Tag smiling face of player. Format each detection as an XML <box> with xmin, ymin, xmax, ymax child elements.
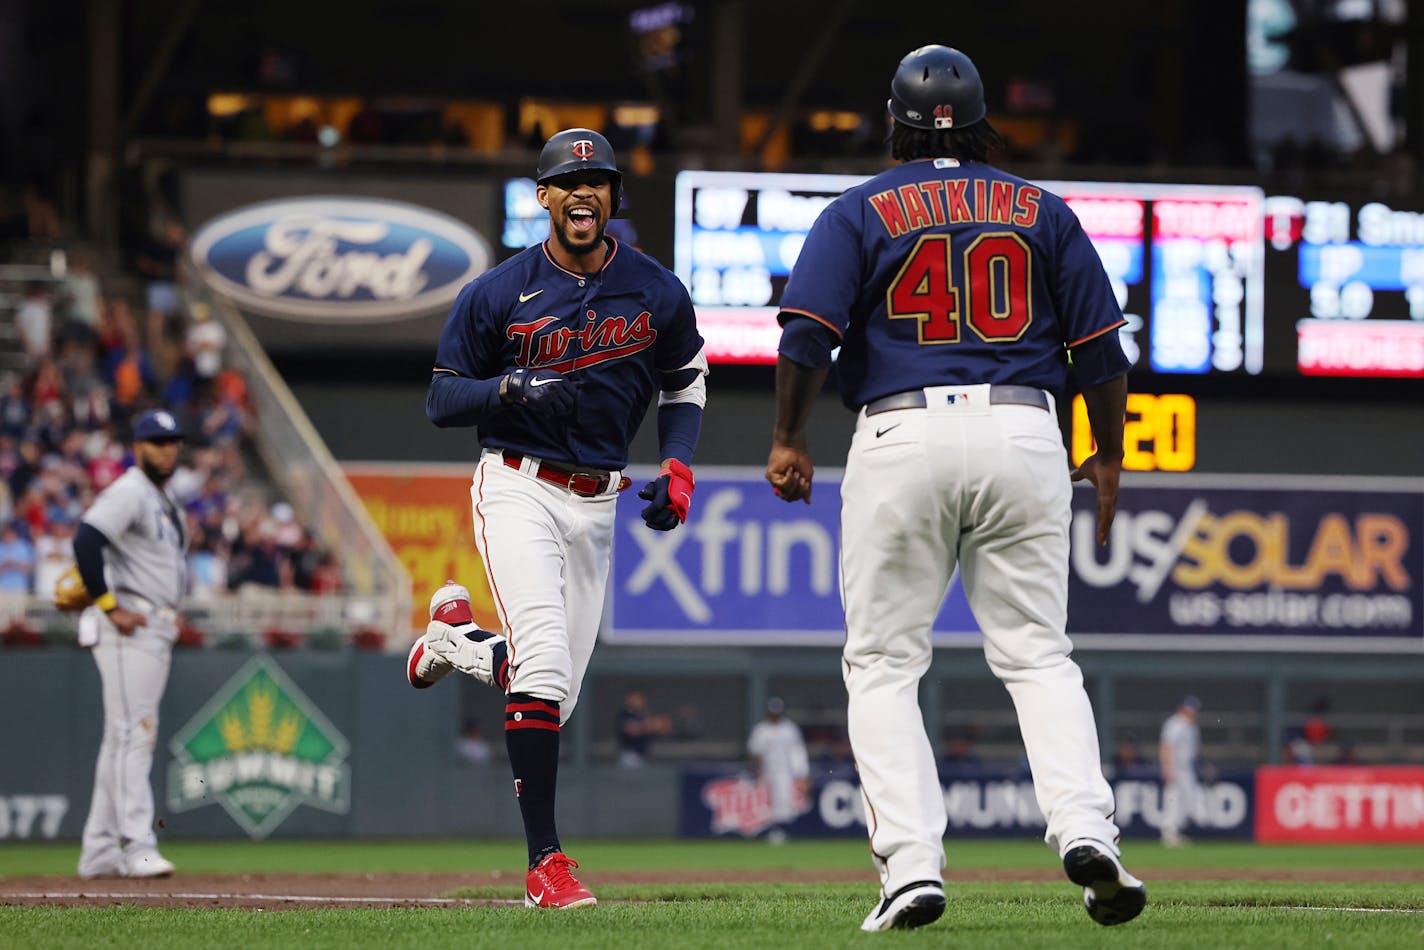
<box><xmin>539</xmin><ymin>170</ymin><xmax>614</xmax><ymax>271</ymax></box>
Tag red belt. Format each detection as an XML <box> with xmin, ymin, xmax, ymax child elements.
<box><xmin>502</xmin><ymin>452</ymin><xmax>631</xmax><ymax>497</ymax></box>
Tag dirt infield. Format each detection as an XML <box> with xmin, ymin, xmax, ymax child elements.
<box><xmin>5</xmin><ymin>866</ymin><xmax>1423</xmax><ymax>911</ymax></box>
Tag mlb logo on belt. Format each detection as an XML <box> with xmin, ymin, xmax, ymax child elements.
<box><xmin>572</xmin><ymin>139</ymin><xmax>595</xmax><ymax>159</ymax></box>
<box><xmin>946</xmin><ymin>391</ymin><xmax>972</xmax><ymax>404</ymax></box>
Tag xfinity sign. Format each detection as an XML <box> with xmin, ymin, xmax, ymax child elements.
<box><xmin>190</xmin><ymin>197</ymin><xmax>490</xmax><ymax>321</ymax></box>
<box><xmin>608</xmin><ymin>469</ymin><xmax>981</xmax><ymax>645</ymax></box>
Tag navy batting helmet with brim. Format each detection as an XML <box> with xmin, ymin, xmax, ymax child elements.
<box><xmin>537</xmin><ymin>128</ymin><xmax>623</xmax><ymax>216</ymax></box>
<box><xmin>887</xmin><ymin>45</ymin><xmax>986</xmax><ymax>131</ymax></box>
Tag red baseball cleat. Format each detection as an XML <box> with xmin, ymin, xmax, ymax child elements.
<box><xmin>524</xmin><ymin>852</ymin><xmax>597</xmax><ymax>909</ymax></box>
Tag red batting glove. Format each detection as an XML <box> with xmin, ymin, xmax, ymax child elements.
<box><xmin>638</xmin><ymin>459</ymin><xmax>696</xmax><ymax>530</ymax></box>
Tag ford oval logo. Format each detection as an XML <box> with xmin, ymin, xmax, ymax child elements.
<box><xmin>189</xmin><ymin>197</ymin><xmax>491</xmax><ymax>322</ymax></box>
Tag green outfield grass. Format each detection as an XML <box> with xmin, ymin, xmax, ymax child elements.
<box><xmin>3</xmin><ymin>840</ymin><xmax>1423</xmax><ymax>949</ymax></box>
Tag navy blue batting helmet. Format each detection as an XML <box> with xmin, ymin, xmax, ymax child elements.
<box><xmin>536</xmin><ymin>128</ymin><xmax>623</xmax><ymax>217</ymax></box>
<box><xmin>887</xmin><ymin>45</ymin><xmax>987</xmax><ymax>131</ymax></box>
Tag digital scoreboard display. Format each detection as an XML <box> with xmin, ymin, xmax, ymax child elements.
<box><xmin>1040</xmin><ymin>182</ymin><xmax>1266</xmax><ymax>375</ymax></box>
<box><xmin>1265</xmin><ymin>196</ymin><xmax>1424</xmax><ymax>378</ymax></box>
<box><xmin>673</xmin><ymin>171</ymin><xmax>867</xmax><ymax>364</ymax></box>
<box><xmin>675</xmin><ymin>171</ymin><xmax>1269</xmax><ymax>373</ymax></box>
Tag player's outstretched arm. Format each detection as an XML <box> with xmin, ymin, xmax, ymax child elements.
<box><xmin>1070</xmin><ymin>373</ymin><xmax>1128</xmax><ymax>545</ymax></box>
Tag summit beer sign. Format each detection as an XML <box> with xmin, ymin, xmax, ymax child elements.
<box><xmin>190</xmin><ymin>197</ymin><xmax>490</xmax><ymax>321</ymax></box>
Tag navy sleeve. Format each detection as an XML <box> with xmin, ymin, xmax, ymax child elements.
<box><xmin>777</xmin><ymin>202</ymin><xmax>859</xmax><ymax>339</ymax></box>
<box><xmin>1070</xmin><ymin>329</ymin><xmax>1132</xmax><ymax>389</ymax></box>
<box><xmin>433</xmin><ymin>281</ymin><xmax>501</xmax><ymax>379</ymax></box>
<box><xmin>426</xmin><ymin>373</ymin><xmax>505</xmax><ymax>427</ymax></box>
<box><xmin>1050</xmin><ymin>202</ymin><xmax>1128</xmax><ymax>347</ymax></box>
<box><xmin>656</xmin><ymin>402</ymin><xmax>702</xmax><ymax>465</ymax></box>
<box><xmin>655</xmin><ymin>276</ymin><xmax>704</xmax><ymax>371</ymax></box>
<box><xmin>73</xmin><ymin>523</ymin><xmax>111</xmax><ymax>599</ymax></box>
<box><xmin>777</xmin><ymin>315</ymin><xmax>837</xmax><ymax>370</ymax></box>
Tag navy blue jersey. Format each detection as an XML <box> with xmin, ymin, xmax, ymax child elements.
<box><xmin>779</xmin><ymin>159</ymin><xmax>1126</xmax><ymax>409</ymax></box>
<box><xmin>433</xmin><ymin>238</ymin><xmax>702</xmax><ymax>470</ymax></box>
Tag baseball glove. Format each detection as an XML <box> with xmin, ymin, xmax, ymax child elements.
<box><xmin>53</xmin><ymin>563</ymin><xmax>94</xmax><ymax>612</ymax></box>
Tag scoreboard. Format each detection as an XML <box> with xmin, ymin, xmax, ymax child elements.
<box><xmin>674</xmin><ymin>171</ymin><xmax>1272</xmax><ymax>375</ymax></box>
<box><xmin>672</xmin><ymin>170</ymin><xmax>1424</xmax><ymax>381</ymax></box>
<box><xmin>1039</xmin><ymin>182</ymin><xmax>1264</xmax><ymax>376</ymax></box>
<box><xmin>1265</xmin><ymin>196</ymin><xmax>1424</xmax><ymax>377</ymax></box>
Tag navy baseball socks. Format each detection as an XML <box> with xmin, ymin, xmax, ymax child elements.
<box><xmin>407</xmin><ymin>581</ymin><xmax>511</xmax><ymax>690</ymax></box>
<box><xmin>507</xmin><ymin>694</ymin><xmax>596</xmax><ymax>909</ymax></box>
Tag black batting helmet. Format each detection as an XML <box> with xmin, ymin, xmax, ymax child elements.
<box><xmin>536</xmin><ymin>128</ymin><xmax>623</xmax><ymax>216</ymax></box>
<box><xmin>887</xmin><ymin>45</ymin><xmax>986</xmax><ymax>131</ymax></box>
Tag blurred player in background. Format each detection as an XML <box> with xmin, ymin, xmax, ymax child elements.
<box><xmin>765</xmin><ymin>44</ymin><xmax>1144</xmax><ymax>931</ymax></box>
<box><xmin>73</xmin><ymin>409</ymin><xmax>187</xmax><ymax>879</ymax></box>
<box><xmin>747</xmin><ymin>697</ymin><xmax>809</xmax><ymax>845</ymax></box>
<box><xmin>415</xmin><ymin>127</ymin><xmax>707</xmax><ymax>909</ymax></box>
<box><xmin>1158</xmin><ymin>695</ymin><xmax>1202</xmax><ymax>847</ymax></box>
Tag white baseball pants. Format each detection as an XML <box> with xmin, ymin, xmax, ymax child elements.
<box><xmin>839</xmin><ymin>385</ymin><xmax>1121</xmax><ymax>896</ymax></box>
<box><xmin>80</xmin><ymin>608</ymin><xmax>176</xmax><ymax>868</ymax></box>
<box><xmin>470</xmin><ymin>452</ymin><xmax>619</xmax><ymax>722</ymax></box>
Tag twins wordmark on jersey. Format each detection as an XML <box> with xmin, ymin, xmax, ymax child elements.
<box><xmin>507</xmin><ymin>308</ymin><xmax>656</xmax><ymax>371</ymax></box>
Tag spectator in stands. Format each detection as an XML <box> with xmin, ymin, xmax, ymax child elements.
<box><xmin>32</xmin><ymin>513</ymin><xmax>75</xmax><ymax>598</ymax></box>
<box><xmin>1282</xmin><ymin>728</ymin><xmax>1314</xmax><ymax>765</ymax></box>
<box><xmin>135</xmin><ymin>217</ymin><xmax>186</xmax><ymax>326</ymax></box>
<box><xmin>54</xmin><ymin>334</ymin><xmax>110</xmax><ymax>431</ymax></box>
<box><xmin>616</xmin><ymin>688</ymin><xmax>671</xmax><ymax>767</ymax></box>
<box><xmin>184</xmin><ymin>303</ymin><xmax>226</xmax><ymax>387</ymax></box>
<box><xmin>59</xmin><ymin>251</ymin><xmax>102</xmax><ymax>329</ymax></box>
<box><xmin>196</xmin><ymin>380</ymin><xmax>247</xmax><ymax>446</ymax></box>
<box><xmin>186</xmin><ymin>528</ymin><xmax>229</xmax><ymax>599</ymax></box>
<box><xmin>227</xmin><ymin>518</ymin><xmax>282</xmax><ymax>590</ymax></box>
<box><xmin>0</xmin><ymin>521</ymin><xmax>34</xmax><ymax>592</ymax></box>
<box><xmin>0</xmin><ymin>376</ymin><xmax>30</xmax><ymax>437</ymax></box>
<box><xmin>1302</xmin><ymin>696</ymin><xmax>1333</xmax><ymax>748</ymax></box>
<box><xmin>17</xmin><ymin>283</ymin><xmax>54</xmax><ymax>361</ymax></box>
<box><xmin>456</xmin><ymin>719</ymin><xmax>492</xmax><ymax>764</ymax></box>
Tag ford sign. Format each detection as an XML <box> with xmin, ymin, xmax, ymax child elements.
<box><xmin>189</xmin><ymin>197</ymin><xmax>491</xmax><ymax>322</ymax></box>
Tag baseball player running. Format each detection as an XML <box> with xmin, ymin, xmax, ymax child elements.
<box><xmin>73</xmin><ymin>409</ymin><xmax>188</xmax><ymax>879</ymax></box>
<box><xmin>765</xmin><ymin>45</ymin><xmax>1145</xmax><ymax>931</ymax></box>
<box><xmin>414</xmin><ymin>127</ymin><xmax>707</xmax><ymax>909</ymax></box>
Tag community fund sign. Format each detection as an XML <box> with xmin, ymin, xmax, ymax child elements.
<box><xmin>166</xmin><ymin>657</ymin><xmax>351</xmax><ymax>838</ymax></box>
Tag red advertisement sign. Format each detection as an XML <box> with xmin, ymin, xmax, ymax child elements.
<box><xmin>1255</xmin><ymin>766</ymin><xmax>1424</xmax><ymax>843</ymax></box>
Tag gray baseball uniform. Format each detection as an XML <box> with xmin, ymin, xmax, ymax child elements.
<box><xmin>77</xmin><ymin>464</ymin><xmax>187</xmax><ymax>875</ymax></box>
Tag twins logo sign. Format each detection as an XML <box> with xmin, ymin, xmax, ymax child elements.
<box><xmin>189</xmin><ymin>197</ymin><xmax>490</xmax><ymax>322</ymax></box>
<box><xmin>166</xmin><ymin>657</ymin><xmax>350</xmax><ymax>839</ymax></box>
<box><xmin>609</xmin><ymin>468</ymin><xmax>980</xmax><ymax>645</ymax></box>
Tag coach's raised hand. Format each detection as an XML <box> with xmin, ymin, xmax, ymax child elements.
<box><xmin>501</xmin><ymin>367</ymin><xmax>575</xmax><ymax>416</ymax></box>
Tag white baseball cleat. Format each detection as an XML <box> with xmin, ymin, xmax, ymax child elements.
<box><xmin>860</xmin><ymin>880</ymin><xmax>946</xmax><ymax>931</ymax></box>
<box><xmin>408</xmin><ymin>580</ymin><xmax>509</xmax><ymax>689</ymax></box>
<box><xmin>406</xmin><ymin>632</ymin><xmax>454</xmax><ymax>688</ymax></box>
<box><xmin>1062</xmin><ymin>840</ymin><xmax>1147</xmax><ymax>926</ymax></box>
<box><xmin>78</xmin><ymin>849</ymin><xmax>125</xmax><ymax>879</ymax></box>
<box><xmin>423</xmin><ymin>620</ymin><xmax>506</xmax><ymax>688</ymax></box>
<box><xmin>122</xmin><ymin>850</ymin><xmax>176</xmax><ymax>878</ymax></box>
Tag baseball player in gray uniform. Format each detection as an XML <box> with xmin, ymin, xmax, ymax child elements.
<box><xmin>73</xmin><ymin>409</ymin><xmax>187</xmax><ymax>879</ymax></box>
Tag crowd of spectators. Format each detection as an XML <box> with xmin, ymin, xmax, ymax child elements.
<box><xmin>1</xmin><ymin>231</ymin><xmax>343</xmax><ymax>606</ymax></box>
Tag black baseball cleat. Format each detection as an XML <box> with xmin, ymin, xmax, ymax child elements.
<box><xmin>1063</xmin><ymin>842</ymin><xmax>1147</xmax><ymax>926</ymax></box>
<box><xmin>860</xmin><ymin>880</ymin><xmax>946</xmax><ymax>931</ymax></box>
